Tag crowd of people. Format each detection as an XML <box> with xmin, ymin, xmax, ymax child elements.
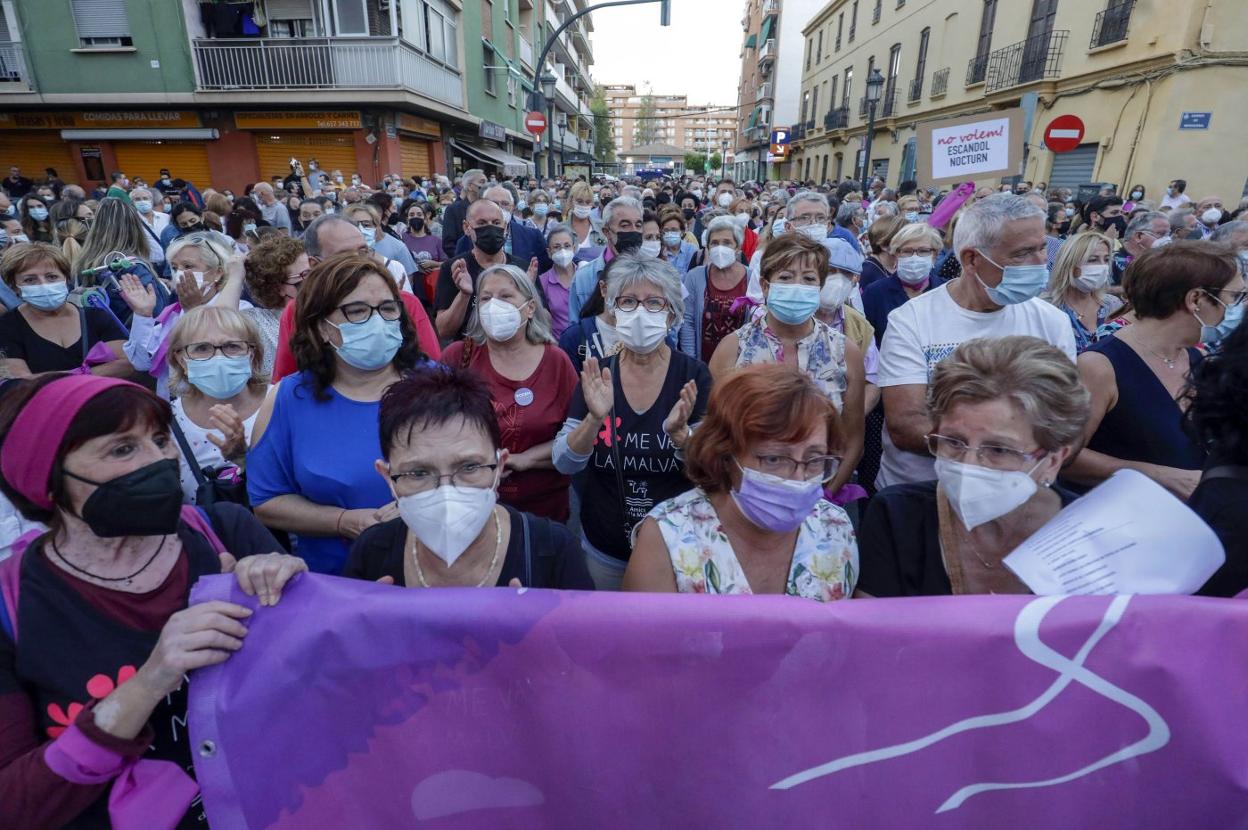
<box><xmin>1</xmin><ymin>159</ymin><xmax>1246</xmax><ymax>826</ymax></box>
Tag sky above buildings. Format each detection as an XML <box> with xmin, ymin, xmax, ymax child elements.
<box><xmin>589</xmin><ymin>0</ymin><xmax>743</xmax><ymax>107</ymax></box>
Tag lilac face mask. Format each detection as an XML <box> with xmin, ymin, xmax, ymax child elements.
<box><xmin>730</xmin><ymin>462</ymin><xmax>824</xmax><ymax>532</ymax></box>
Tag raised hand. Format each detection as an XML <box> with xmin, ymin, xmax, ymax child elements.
<box><xmin>527</xmin><ymin>257</ymin><xmax>539</xmax><ymax>282</ymax></box>
<box><xmin>118</xmin><ymin>273</ymin><xmax>157</xmax><ymax>318</ymax></box>
<box><xmin>663</xmin><ymin>379</ymin><xmax>698</xmax><ymax>447</ymax></box>
<box><xmin>451</xmin><ymin>257</ymin><xmax>473</xmax><ymax>295</ymax></box>
<box><xmin>206</xmin><ymin>403</ymin><xmax>247</xmax><ymax>460</ymax></box>
<box><xmin>176</xmin><ymin>269</ymin><xmax>208</xmax><ymax>310</ymax></box>
<box><xmin>581</xmin><ymin>356</ymin><xmax>614</xmax><ymax>421</ymax></box>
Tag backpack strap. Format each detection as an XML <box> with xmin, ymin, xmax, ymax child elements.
<box><xmin>520</xmin><ymin>511</ymin><xmax>532</xmax><ymax>588</ymax></box>
<box><xmin>180</xmin><ymin>504</ymin><xmax>227</xmax><ymax>555</ymax></box>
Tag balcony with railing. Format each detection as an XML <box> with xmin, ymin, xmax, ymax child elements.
<box><xmin>966</xmin><ymin>52</ymin><xmax>989</xmax><ymax>86</ymax></box>
<box><xmin>762</xmin><ymin>0</ymin><xmax>780</xmax><ymax>14</ymax></box>
<box><xmin>825</xmin><ymin>106</ymin><xmax>849</xmax><ymax>130</ymax></box>
<box><xmin>984</xmin><ymin>30</ymin><xmax>1068</xmax><ymax>93</ymax></box>
<box><xmin>792</xmin><ymin>122</ymin><xmax>807</xmax><ymax>141</ymax></box>
<box><xmin>757</xmin><ymin>81</ymin><xmax>774</xmax><ymax>102</ymax></box>
<box><xmin>191</xmin><ymin>38</ymin><xmax>463</xmax><ymax>108</ymax></box>
<box><xmin>908</xmin><ymin>76</ymin><xmax>923</xmax><ymax>102</ymax></box>
<box><xmin>1091</xmin><ymin>0</ymin><xmax>1135</xmax><ymax>48</ymax></box>
<box><xmin>931</xmin><ymin>66</ymin><xmax>949</xmax><ymax>97</ymax></box>
<box><xmin>758</xmin><ymin>38</ymin><xmax>776</xmax><ymax>66</ymax></box>
<box><xmin>858</xmin><ymin>87</ymin><xmax>898</xmax><ymax>120</ymax></box>
<box><xmin>0</xmin><ymin>41</ymin><xmax>34</xmax><ymax>91</ymax></box>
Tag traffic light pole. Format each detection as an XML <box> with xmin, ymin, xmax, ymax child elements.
<box><xmin>531</xmin><ymin>0</ymin><xmax>669</xmax><ymax>178</ymax></box>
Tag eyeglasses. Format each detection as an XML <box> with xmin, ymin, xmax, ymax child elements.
<box><xmin>337</xmin><ymin>300</ymin><xmax>403</xmax><ymax>324</ymax></box>
<box><xmin>897</xmin><ymin>247</ymin><xmax>937</xmax><ymax>257</ymax></box>
<box><xmin>789</xmin><ymin>214</ymin><xmax>829</xmax><ymax>227</ymax></box>
<box><xmin>182</xmin><ymin>341</ymin><xmax>253</xmax><ymax>361</ymax></box>
<box><xmin>284</xmin><ymin>269</ymin><xmax>310</xmax><ymax>287</ymax></box>
<box><xmin>754</xmin><ymin>453</ymin><xmax>841</xmax><ymax>482</ymax></box>
<box><xmin>615</xmin><ymin>296</ymin><xmax>669</xmax><ymax>313</ymax></box>
<box><xmin>1206</xmin><ymin>288</ymin><xmax>1248</xmax><ymax>308</ymax></box>
<box><xmin>926</xmin><ymin>434</ymin><xmax>1046</xmax><ymax>471</ymax></box>
<box><xmin>389</xmin><ymin>462</ymin><xmax>498</xmax><ymax>495</ymax></box>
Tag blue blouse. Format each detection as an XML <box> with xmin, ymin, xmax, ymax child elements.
<box><xmin>247</xmin><ymin>371</ymin><xmax>394</xmax><ymax>574</ymax></box>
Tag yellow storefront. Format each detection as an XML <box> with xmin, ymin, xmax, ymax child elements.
<box><xmin>236</xmin><ymin>112</ymin><xmax>361</xmax><ymax>180</ymax></box>
<box><xmin>0</xmin><ymin>132</ymin><xmax>76</xmax><ymax>183</ymax></box>
<box><xmin>396</xmin><ymin>114</ymin><xmax>441</xmax><ymax>180</ymax></box>
<box><xmin>113</xmin><ymin>141</ymin><xmax>211</xmax><ymax>187</ymax></box>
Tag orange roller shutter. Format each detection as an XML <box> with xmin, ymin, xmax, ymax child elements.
<box><xmin>399</xmin><ymin>137</ymin><xmax>432</xmax><ymax>179</ymax></box>
<box><xmin>254</xmin><ymin>133</ymin><xmax>357</xmax><ymax>182</ymax></box>
<box><xmin>113</xmin><ymin>141</ymin><xmax>213</xmax><ymax>190</ymax></box>
<box><xmin>0</xmin><ymin>133</ymin><xmax>76</xmax><ymax>185</ymax></box>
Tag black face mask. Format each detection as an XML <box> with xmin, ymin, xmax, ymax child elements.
<box><xmin>408</xmin><ymin>218</ymin><xmax>425</xmax><ymax>232</ymax></box>
<box><xmin>64</xmin><ymin>459</ymin><xmax>183</xmax><ymax>538</ymax></box>
<box><xmin>682</xmin><ymin>208</ymin><xmax>695</xmax><ymax>220</ymax></box>
<box><xmin>1102</xmin><ymin>215</ymin><xmax>1128</xmax><ymax>236</ymax></box>
<box><xmin>614</xmin><ymin>231</ymin><xmax>643</xmax><ymax>254</ymax></box>
<box><xmin>183</xmin><ymin>222</ymin><xmax>205</xmax><ymax>234</ymax></box>
<box><xmin>473</xmin><ymin>224</ymin><xmax>506</xmax><ymax>255</ymax></box>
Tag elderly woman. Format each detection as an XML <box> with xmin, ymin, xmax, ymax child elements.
<box><xmin>78</xmin><ymin>197</ymin><xmax>171</xmax><ymax>327</ymax></box>
<box><xmin>342</xmin><ymin>202</ymin><xmax>412</xmax><ymax>291</ymax></box>
<box><xmin>536</xmin><ymin>224</ymin><xmax>578</xmax><ymax>337</ymax></box>
<box><xmin>862</xmin><ymin>222</ymin><xmax>947</xmax><ymax>346</ymax></box>
<box><xmin>625</xmin><ymin>363</ymin><xmax>857</xmax><ymax>599</ymax></box>
<box><xmin>0</xmin><ymin>374</ymin><xmax>303</xmax><ymax>829</ymax></box>
<box><xmin>554</xmin><ymin>254</ymin><xmax>711</xmax><ymax>590</ymax></box>
<box><xmin>1043</xmin><ymin>231</ymin><xmax>1123</xmax><ymax>353</ymax></box>
<box><xmin>679</xmin><ymin>215</ymin><xmax>748</xmax><ymax>362</ymax></box>
<box><xmin>343</xmin><ymin>368</ymin><xmax>593</xmax><ymax>589</ymax></box>
<box><xmin>525</xmin><ymin>190</ymin><xmax>556</xmax><ymax>238</ymax></box>
<box><xmin>243</xmin><ymin>235</ymin><xmax>308</xmax><ymax>375</ymax></box>
<box><xmin>120</xmin><ymin>230</ymin><xmax>245</xmax><ymax>399</ymax></box>
<box><xmin>858</xmin><ymin>215</ymin><xmax>905</xmax><ymax>290</ymax></box>
<box><xmin>657</xmin><ymin>206</ymin><xmax>697</xmax><ymax>274</ymax></box>
<box><xmin>859</xmin><ymin>336</ymin><xmax>1088</xmax><ymax>596</ymax></box>
<box><xmin>442</xmin><ymin>264</ymin><xmax>578</xmax><ymax>522</ymax></box>
<box><xmin>566</xmin><ymin>180</ymin><xmax>608</xmax><ymax>260</ymax></box>
<box><xmin>166</xmin><ymin>306</ymin><xmax>269</xmax><ymax>503</ymax></box>
<box><xmin>709</xmin><ymin>234</ymin><xmax>865</xmax><ymax>499</ymax></box>
<box><xmin>248</xmin><ymin>253</ymin><xmax>427</xmax><ymax>574</ymax></box>
<box><xmin>0</xmin><ymin>243</ymin><xmax>130</xmax><ymax>377</ymax></box>
<box><xmin>1065</xmin><ymin>243</ymin><xmax>1242</xmax><ymax>499</ymax></box>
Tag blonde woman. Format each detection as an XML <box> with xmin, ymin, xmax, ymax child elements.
<box><xmin>1044</xmin><ymin>231</ymin><xmax>1123</xmax><ymax>353</ymax></box>
<box><xmin>166</xmin><ymin>305</ymin><xmax>269</xmax><ymax>502</ymax></box>
<box><xmin>566</xmin><ymin>180</ymin><xmax>608</xmax><ymax>257</ymax></box>
<box><xmin>120</xmin><ymin>230</ymin><xmax>245</xmax><ymax>398</ymax></box>
<box><xmin>77</xmin><ymin>196</ymin><xmax>169</xmax><ymax>326</ymax></box>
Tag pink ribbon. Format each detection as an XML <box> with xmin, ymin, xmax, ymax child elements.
<box><xmin>824</xmin><ymin>483</ymin><xmax>868</xmax><ymax>506</ymax></box>
<box><xmin>44</xmin><ymin>723</ymin><xmax>199</xmax><ymax>830</ymax></box>
<box><xmin>926</xmin><ymin>182</ymin><xmax>976</xmax><ymax>230</ymax></box>
<box><xmin>729</xmin><ymin>295</ymin><xmax>759</xmax><ymax>316</ymax></box>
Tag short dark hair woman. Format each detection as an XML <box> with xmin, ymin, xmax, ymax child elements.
<box><xmin>343</xmin><ymin>367</ymin><xmax>593</xmax><ymax>589</ymax></box>
<box><xmin>0</xmin><ymin>374</ymin><xmax>304</xmax><ymax>828</ymax></box>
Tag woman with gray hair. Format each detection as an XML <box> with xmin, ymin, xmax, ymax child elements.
<box><xmin>859</xmin><ymin>335</ymin><xmax>1089</xmax><ymax>596</ymax></box>
<box><xmin>443</xmin><ymin>264</ymin><xmax>579</xmax><ymax>521</ymax></box>
<box><xmin>679</xmin><ymin>214</ymin><xmax>747</xmax><ymax>361</ymax></box>
<box><xmin>554</xmin><ymin>253</ymin><xmax>712</xmax><ymax>589</ymax></box>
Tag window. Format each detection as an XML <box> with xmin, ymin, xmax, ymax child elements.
<box><xmin>849</xmin><ymin>0</ymin><xmax>858</xmax><ymax>42</ymax></box>
<box><xmin>970</xmin><ymin>0</ymin><xmax>998</xmax><ymax>84</ymax></box>
<box><xmin>483</xmin><ymin>44</ymin><xmax>497</xmax><ymax>95</ymax></box>
<box><xmin>843</xmin><ymin>67</ymin><xmax>853</xmax><ymax>106</ymax></box>
<box><xmin>424</xmin><ymin>0</ymin><xmax>459</xmax><ymax>65</ymax></box>
<box><xmin>872</xmin><ymin>0</ymin><xmax>882</xmax><ymax>24</ymax></box>
<box><xmin>334</xmin><ymin>0</ymin><xmax>369</xmax><ymax>34</ymax></box>
<box><xmin>816</xmin><ymin>30</ymin><xmax>823</xmax><ymax>64</ymax></box>
<box><xmin>829</xmin><ymin>76</ymin><xmax>839</xmax><ymax>111</ymax></box>
<box><xmin>836</xmin><ymin>13</ymin><xmax>844</xmax><ymax>50</ymax></box>
<box><xmin>805</xmin><ymin>38</ymin><xmax>813</xmax><ymax>70</ymax></box>
<box><xmin>915</xmin><ymin>28</ymin><xmax>930</xmax><ymax>81</ymax></box>
<box><xmin>71</xmin><ymin>0</ymin><xmax>133</xmax><ymax>47</ymax></box>
<box><xmin>481</xmin><ymin>0</ymin><xmax>494</xmax><ymax>37</ymax></box>
<box><xmin>886</xmin><ymin>43</ymin><xmax>902</xmax><ymax>112</ymax></box>
<box><xmin>810</xmin><ymin>86</ymin><xmax>819</xmax><ymax>125</ymax></box>
<box><xmin>800</xmin><ymin>90</ymin><xmax>809</xmax><ymax>124</ymax></box>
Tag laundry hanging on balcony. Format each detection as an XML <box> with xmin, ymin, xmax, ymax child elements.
<box><xmin>199</xmin><ymin>1</ymin><xmax>261</xmax><ymax>38</ymax></box>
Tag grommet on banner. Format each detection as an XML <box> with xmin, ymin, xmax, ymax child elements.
<box><xmin>198</xmin><ymin>740</ymin><xmax>217</xmax><ymax>758</ymax></box>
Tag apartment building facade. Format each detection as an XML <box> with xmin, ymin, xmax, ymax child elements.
<box><xmin>789</xmin><ymin>0</ymin><xmax>1248</xmax><ymax>198</ymax></box>
<box><xmin>0</xmin><ymin>0</ymin><xmax>597</xmax><ymax>190</ymax></box>
<box><xmin>603</xmin><ymin>84</ymin><xmax>736</xmax><ymax>157</ymax></box>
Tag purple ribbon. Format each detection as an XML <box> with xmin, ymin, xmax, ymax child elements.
<box><xmin>147</xmin><ymin>303</ymin><xmax>183</xmax><ymax>378</ymax></box>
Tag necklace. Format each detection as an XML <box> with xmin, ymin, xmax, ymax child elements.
<box><xmin>411</xmin><ymin>507</ymin><xmax>502</xmax><ymax>588</ymax></box>
<box><xmin>50</xmin><ymin>534</ymin><xmax>168</xmax><ymax>585</ymax></box>
<box><xmin>1142</xmin><ymin>343</ymin><xmax>1183</xmax><ymax>370</ymax></box>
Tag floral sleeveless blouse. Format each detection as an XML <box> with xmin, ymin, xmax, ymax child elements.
<box><xmin>733</xmin><ymin>316</ymin><xmax>848</xmax><ymax>411</ymax></box>
<box><xmin>649</xmin><ymin>489</ymin><xmax>858</xmax><ymax>601</ymax></box>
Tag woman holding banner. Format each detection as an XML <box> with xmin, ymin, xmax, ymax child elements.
<box><xmin>857</xmin><ymin>336</ymin><xmax>1087</xmax><ymax>596</ymax></box>
<box><xmin>0</xmin><ymin>374</ymin><xmax>304</xmax><ymax>829</ymax></box>
<box><xmin>624</xmin><ymin>363</ymin><xmax>857</xmax><ymax>600</ymax></box>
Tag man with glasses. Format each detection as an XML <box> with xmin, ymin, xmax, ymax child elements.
<box><xmin>566</xmin><ymin>196</ymin><xmax>646</xmax><ymax>323</ymax></box>
<box><xmin>269</xmin><ymin>216</ymin><xmax>442</xmax><ymax>382</ymax></box>
<box><xmin>1114</xmin><ymin>211</ymin><xmax>1171</xmax><ymax>284</ymax></box>
<box><xmin>876</xmin><ymin>194</ymin><xmax>1076</xmax><ymax>490</ymax></box>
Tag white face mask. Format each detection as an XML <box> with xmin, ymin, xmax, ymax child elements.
<box><xmin>935</xmin><ymin>457</ymin><xmax>1041</xmax><ymax>531</ymax></box>
<box><xmin>707</xmin><ymin>245</ymin><xmax>736</xmax><ymax>269</ymax></box>
<box><xmin>797</xmin><ymin>224</ymin><xmax>826</xmax><ymax>243</ymax></box>
<box><xmin>551</xmin><ymin>248</ymin><xmax>575</xmax><ymax>268</ymax></box>
<box><xmin>734</xmin><ymin>213</ymin><xmax>750</xmax><ymax>227</ymax></box>
<box><xmin>500</xmin><ymin>210</ymin><xmax>513</xmax><ymax>226</ymax></box>
<box><xmin>1201</xmin><ymin>208</ymin><xmax>1223</xmax><ymax>226</ymax></box>
<box><xmin>772</xmin><ymin>218</ymin><xmax>787</xmax><ymax>235</ymax></box>
<box><xmin>717</xmin><ymin>192</ymin><xmax>734</xmax><ymax>208</ymax></box>
<box><xmin>614</xmin><ymin>306</ymin><xmax>669</xmax><ymax>353</ymax></box>
<box><xmin>478</xmin><ymin>298</ymin><xmax>525</xmax><ymax>341</ymax></box>
<box><xmin>397</xmin><ymin>481</ymin><xmax>498</xmax><ymax>567</ymax></box>
<box><xmin>820</xmin><ymin>273</ymin><xmax>855</xmax><ymax>309</ymax></box>
<box><xmin>896</xmin><ymin>255</ymin><xmax>933</xmax><ymax>286</ymax></box>
<box><xmin>639</xmin><ymin>239</ymin><xmax>662</xmax><ymax>258</ymax></box>
<box><xmin>573</xmin><ymin>205</ymin><xmax>593</xmax><ymax>219</ymax></box>
<box><xmin>1074</xmin><ymin>262</ymin><xmax>1110</xmax><ymax>293</ymax></box>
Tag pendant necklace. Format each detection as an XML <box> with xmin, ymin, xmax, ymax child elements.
<box><xmin>411</xmin><ymin>507</ymin><xmax>502</xmax><ymax>588</ymax></box>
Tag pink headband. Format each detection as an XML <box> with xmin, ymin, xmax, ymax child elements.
<box><xmin>1</xmin><ymin>376</ymin><xmax>141</xmax><ymax>511</ymax></box>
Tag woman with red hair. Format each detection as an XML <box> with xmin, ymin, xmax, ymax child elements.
<box><xmin>623</xmin><ymin>362</ymin><xmax>857</xmax><ymax>600</ymax></box>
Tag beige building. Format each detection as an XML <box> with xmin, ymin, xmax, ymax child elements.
<box><xmin>789</xmin><ymin>0</ymin><xmax>1248</xmax><ymax>200</ymax></box>
<box><xmin>604</xmin><ymin>84</ymin><xmax>737</xmax><ymax>158</ymax></box>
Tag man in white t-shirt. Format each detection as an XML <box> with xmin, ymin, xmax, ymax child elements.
<box><xmin>876</xmin><ymin>193</ymin><xmax>1077</xmax><ymax>489</ymax></box>
<box><xmin>1159</xmin><ymin>179</ymin><xmax>1192</xmax><ymax>212</ymax></box>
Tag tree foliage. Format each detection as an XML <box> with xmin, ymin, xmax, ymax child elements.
<box><xmin>590</xmin><ymin>85</ymin><xmax>615</xmax><ymax>163</ymax></box>
<box><xmin>633</xmin><ymin>94</ymin><xmax>659</xmax><ymax>147</ymax></box>
<box><xmin>708</xmin><ymin>153</ymin><xmax>723</xmax><ymax>174</ymax></box>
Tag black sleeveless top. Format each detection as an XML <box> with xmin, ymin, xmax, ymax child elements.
<box><xmin>1083</xmin><ymin>336</ymin><xmax>1205</xmax><ymax>475</ymax></box>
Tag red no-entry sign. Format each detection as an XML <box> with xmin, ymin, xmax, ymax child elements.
<box><xmin>525</xmin><ymin>111</ymin><xmax>547</xmax><ymax>137</ymax></box>
<box><xmin>1044</xmin><ymin>115</ymin><xmax>1085</xmax><ymax>153</ymax></box>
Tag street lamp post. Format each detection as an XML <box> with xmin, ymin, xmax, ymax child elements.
<box><xmin>558</xmin><ymin>114</ymin><xmax>568</xmax><ymax>175</ymax></box>
<box><xmin>861</xmin><ymin>68</ymin><xmax>885</xmax><ymax>198</ymax></box>
<box><xmin>720</xmin><ymin>140</ymin><xmax>727</xmax><ymax>178</ymax></box>
<box><xmin>540</xmin><ymin>74</ymin><xmax>557</xmax><ymax>180</ymax></box>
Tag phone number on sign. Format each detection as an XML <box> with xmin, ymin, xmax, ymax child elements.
<box><xmin>315</xmin><ymin>121</ymin><xmax>358</xmax><ymax>128</ymax></box>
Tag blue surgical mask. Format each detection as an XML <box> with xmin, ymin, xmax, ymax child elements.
<box><xmin>1197</xmin><ymin>297</ymin><xmax>1244</xmax><ymax>345</ymax></box>
<box><xmin>360</xmin><ymin>226</ymin><xmax>377</xmax><ymax>248</ymax></box>
<box><xmin>19</xmin><ymin>281</ymin><xmax>69</xmax><ymax>311</ymax></box>
<box><xmin>332</xmin><ymin>313</ymin><xmax>403</xmax><ymax>370</ymax></box>
<box><xmin>662</xmin><ymin>231</ymin><xmax>682</xmax><ymax>248</ymax></box>
<box><xmin>186</xmin><ymin>355</ymin><xmax>253</xmax><ymax>399</ymax></box>
<box><xmin>533</xmin><ymin>203</ymin><xmax>550</xmax><ymax>218</ymax></box>
<box><xmin>28</xmin><ymin>206</ymin><xmax>48</xmax><ymax>221</ymax></box>
<box><xmin>974</xmin><ymin>251</ymin><xmax>1048</xmax><ymax>306</ymax></box>
<box><xmin>765</xmin><ymin>283</ymin><xmax>821</xmax><ymax>325</ymax></box>
<box><xmin>133</xmin><ymin>200</ymin><xmax>153</xmax><ymax>214</ymax></box>
<box><xmin>243</xmin><ymin>221</ymin><xmax>257</xmax><ymax>235</ymax></box>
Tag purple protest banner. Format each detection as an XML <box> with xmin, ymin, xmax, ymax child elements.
<box><xmin>187</xmin><ymin>575</ymin><xmax>1248</xmax><ymax>828</ymax></box>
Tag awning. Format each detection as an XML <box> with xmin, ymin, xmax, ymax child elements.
<box><xmin>760</xmin><ymin>16</ymin><xmax>775</xmax><ymax>43</ymax></box>
<box><xmin>61</xmin><ymin>128</ymin><xmax>220</xmax><ymax>140</ymax></box>
<box><xmin>747</xmin><ymin>108</ymin><xmax>758</xmax><ymax>129</ymax></box>
<box><xmin>744</xmin><ymin>33</ymin><xmax>757</xmax><ymax>48</ymax></box>
<box><xmin>450</xmin><ymin>139</ymin><xmax>532</xmax><ymax>177</ymax></box>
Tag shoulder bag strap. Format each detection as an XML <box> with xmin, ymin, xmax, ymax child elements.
<box><xmin>78</xmin><ymin>306</ymin><xmax>90</xmax><ymax>363</ymax></box>
<box><xmin>521</xmin><ymin>512</ymin><xmax>532</xmax><ymax>588</ymax></box>
<box><xmin>180</xmin><ymin>504</ymin><xmax>228</xmax><ymax>555</ymax></box>
<box><xmin>1200</xmin><ymin>465</ymin><xmax>1248</xmax><ymax>483</ymax></box>
<box><xmin>169</xmin><ymin>416</ymin><xmax>209</xmax><ymax>487</ymax></box>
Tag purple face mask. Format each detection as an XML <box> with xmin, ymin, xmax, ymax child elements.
<box><xmin>730</xmin><ymin>462</ymin><xmax>824</xmax><ymax>532</ymax></box>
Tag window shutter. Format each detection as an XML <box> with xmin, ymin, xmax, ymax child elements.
<box><xmin>71</xmin><ymin>0</ymin><xmax>131</xmax><ymax>39</ymax></box>
<box><xmin>266</xmin><ymin>0</ymin><xmax>314</xmax><ymax>20</ymax></box>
